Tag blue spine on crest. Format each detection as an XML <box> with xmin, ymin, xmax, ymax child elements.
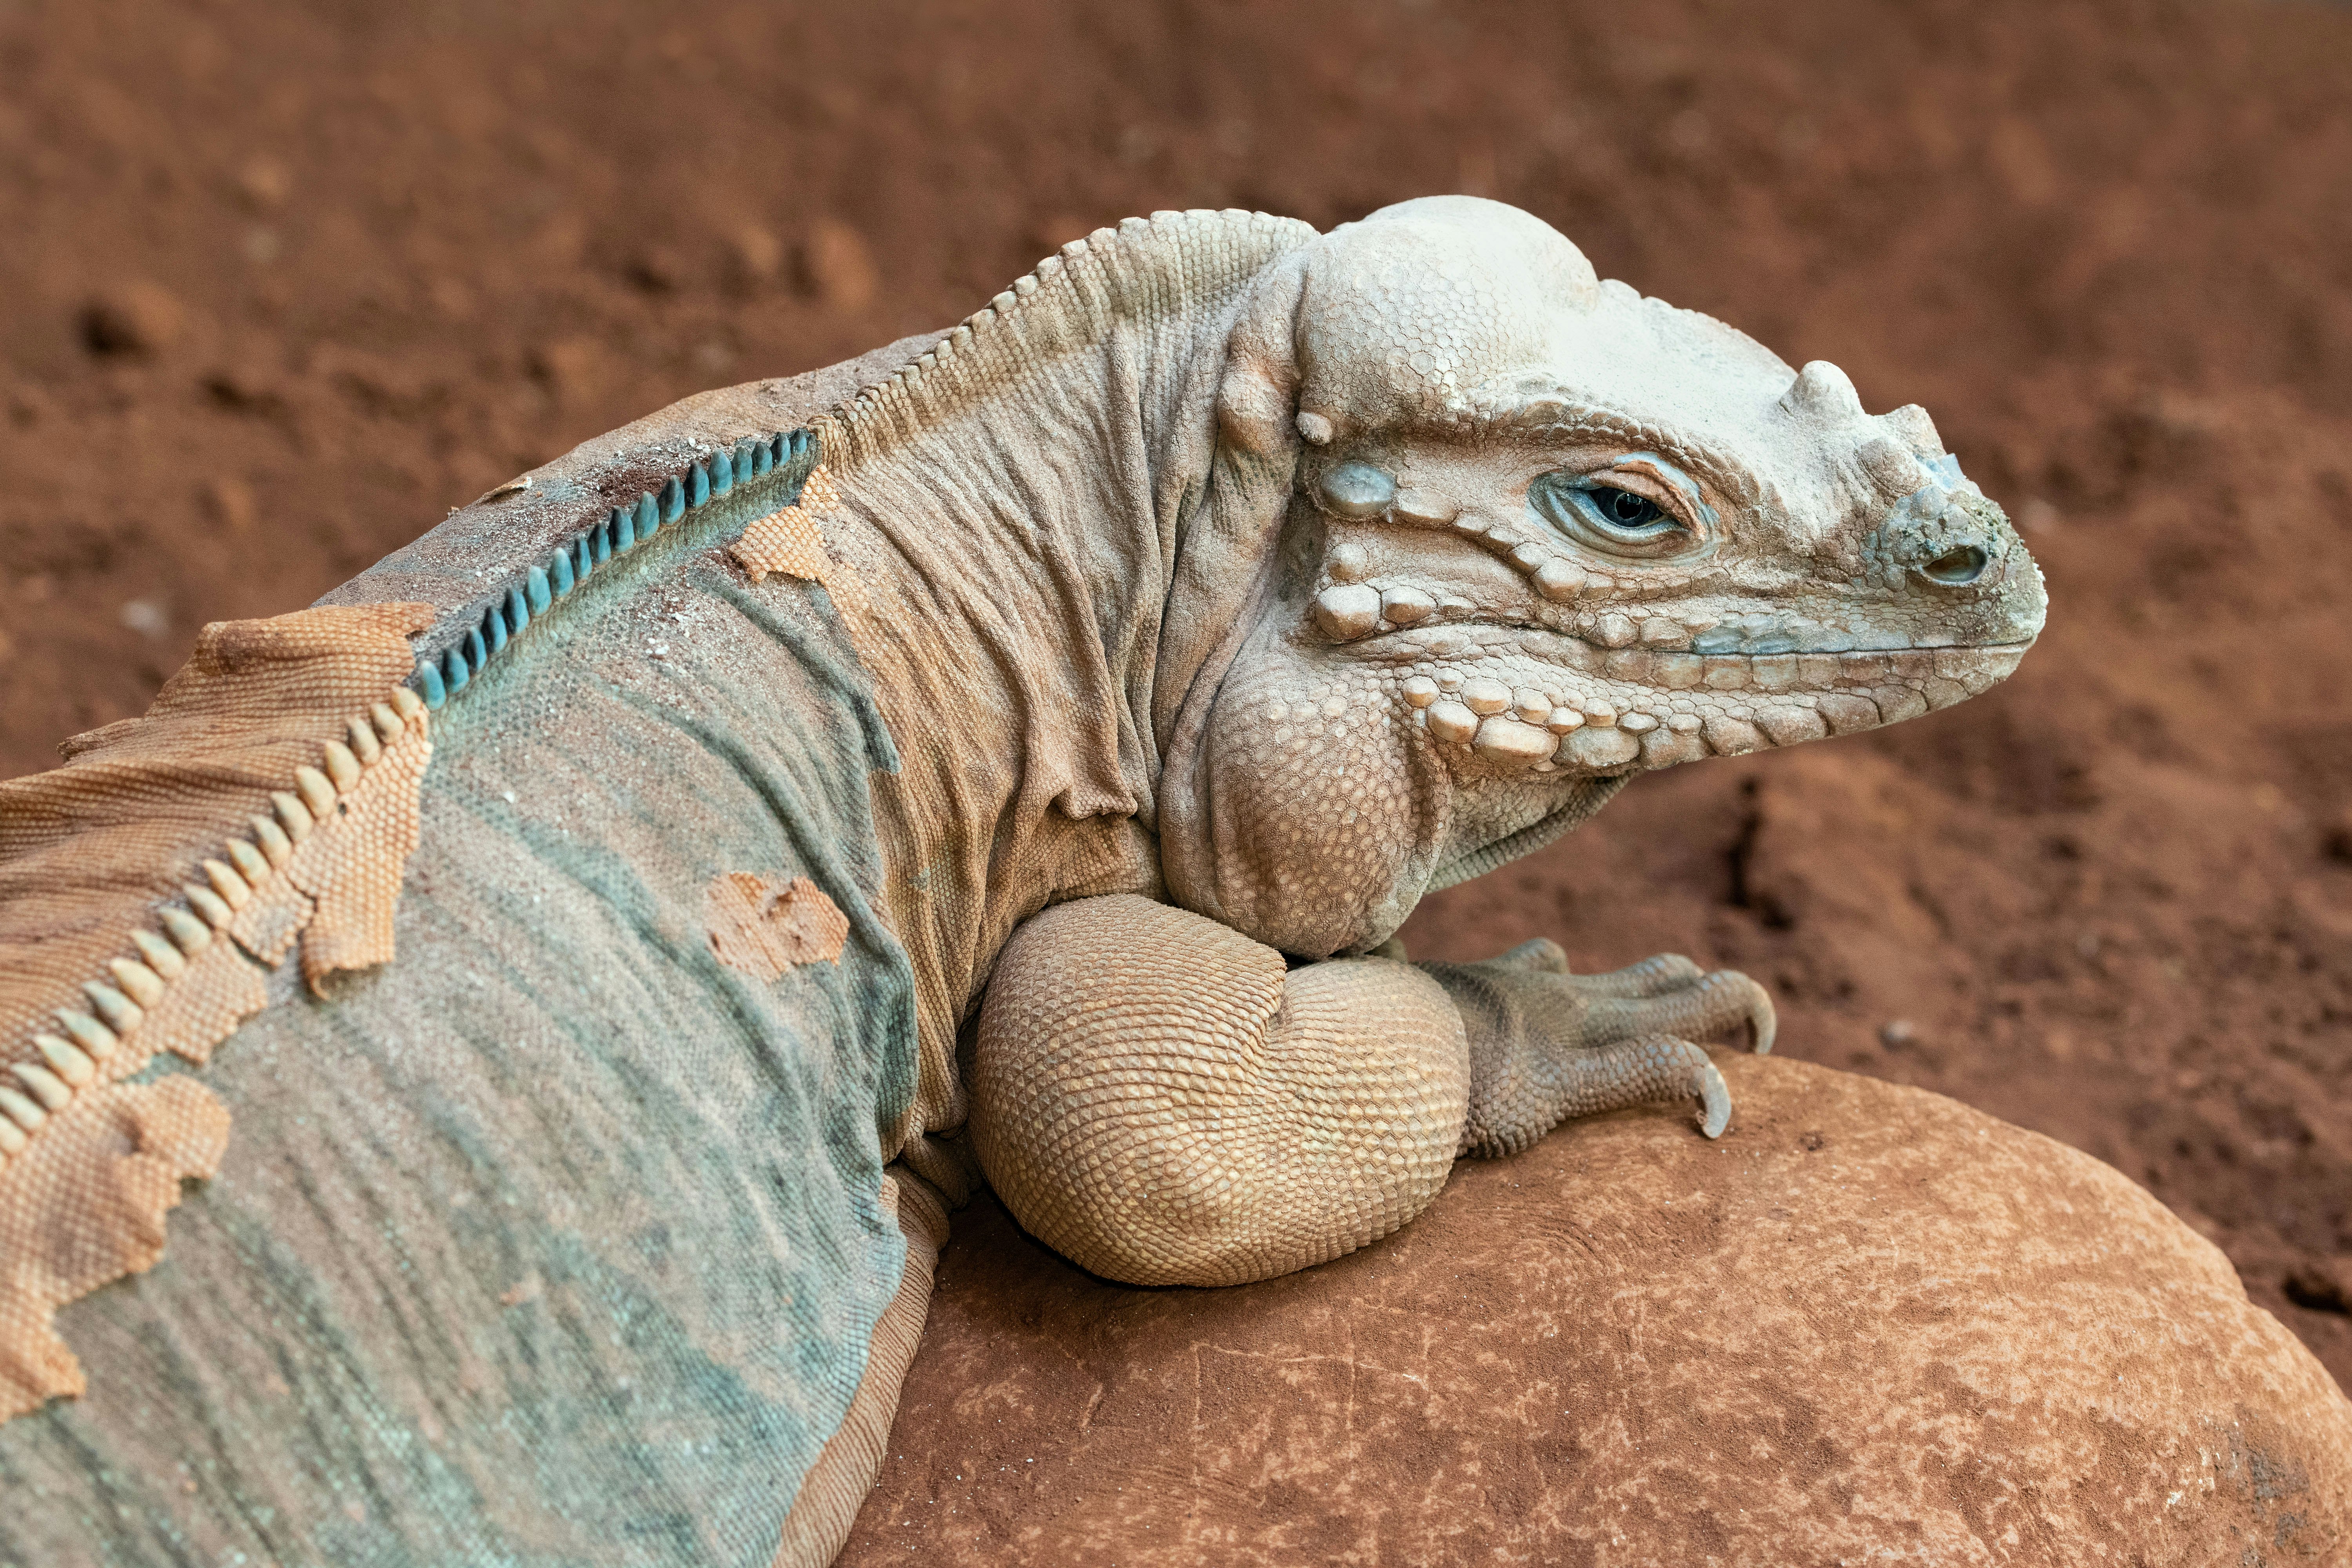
<box><xmin>411</xmin><ymin>428</ymin><xmax>818</xmax><ymax>709</ymax></box>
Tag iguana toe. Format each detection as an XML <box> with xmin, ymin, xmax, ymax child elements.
<box><xmin>1490</xmin><ymin>936</ymin><xmax>1570</xmax><ymax>974</ymax></box>
<box><xmin>1579</xmin><ymin>966</ymin><xmax>1776</xmax><ymax>1057</ymax></box>
<box><xmin>1556</xmin><ymin>951</ymin><xmax>1706</xmax><ymax>998</ymax></box>
<box><xmin>1559</xmin><ymin>1034</ymin><xmax>1731</xmax><ymax>1141</ymax></box>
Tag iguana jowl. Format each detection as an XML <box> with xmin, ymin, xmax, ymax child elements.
<box><xmin>0</xmin><ymin>198</ymin><xmax>2042</xmax><ymax>1565</ymax></box>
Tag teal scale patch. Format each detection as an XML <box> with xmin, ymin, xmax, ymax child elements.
<box><xmin>0</xmin><ymin>442</ymin><xmax>919</xmax><ymax>1568</ymax></box>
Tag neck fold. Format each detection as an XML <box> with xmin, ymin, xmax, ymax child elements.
<box><xmin>804</xmin><ymin>211</ymin><xmax>1316</xmax><ymax>1174</ymax></box>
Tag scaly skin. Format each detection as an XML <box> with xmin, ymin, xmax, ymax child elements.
<box><xmin>838</xmin><ymin>198</ymin><xmax>2040</xmax><ymax>1287</ymax></box>
<box><xmin>0</xmin><ymin>198</ymin><xmax>2040</xmax><ymax>1564</ymax></box>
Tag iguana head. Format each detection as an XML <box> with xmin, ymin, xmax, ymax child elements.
<box><xmin>1163</xmin><ymin>196</ymin><xmax>2045</xmax><ymax>956</ymax></box>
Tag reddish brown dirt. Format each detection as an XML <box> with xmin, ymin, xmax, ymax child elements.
<box><xmin>2</xmin><ymin>0</ymin><xmax>2346</xmax><ymax>1410</ymax></box>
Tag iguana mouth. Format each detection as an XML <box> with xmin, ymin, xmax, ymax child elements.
<box><xmin>1323</xmin><ymin>619</ymin><xmax>2037</xmax><ymax>774</ymax></box>
<box><xmin>1348</xmin><ymin>616</ymin><xmax>2034</xmax><ymax>686</ymax></box>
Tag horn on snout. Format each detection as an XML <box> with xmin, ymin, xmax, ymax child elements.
<box><xmin>1776</xmin><ymin>360</ymin><xmax>1866</xmax><ymax>421</ymax></box>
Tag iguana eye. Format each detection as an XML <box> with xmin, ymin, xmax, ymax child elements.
<box><xmin>1529</xmin><ymin>472</ymin><xmax>1695</xmax><ymax>559</ymax></box>
<box><xmin>1593</xmin><ymin>488</ymin><xmax>1665</xmax><ymax>530</ymax></box>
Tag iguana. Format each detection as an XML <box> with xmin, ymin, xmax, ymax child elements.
<box><xmin>0</xmin><ymin>197</ymin><xmax>2042</xmax><ymax>1566</ymax></box>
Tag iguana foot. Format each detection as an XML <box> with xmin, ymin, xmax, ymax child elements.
<box><xmin>1425</xmin><ymin>944</ymin><xmax>1774</xmax><ymax>1154</ymax></box>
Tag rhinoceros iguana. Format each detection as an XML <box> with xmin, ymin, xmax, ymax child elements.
<box><xmin>0</xmin><ymin>196</ymin><xmax>2043</xmax><ymax>1566</ymax></box>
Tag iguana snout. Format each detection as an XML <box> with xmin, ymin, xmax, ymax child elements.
<box><xmin>1173</xmin><ymin>195</ymin><xmax>2045</xmax><ymax>956</ymax></box>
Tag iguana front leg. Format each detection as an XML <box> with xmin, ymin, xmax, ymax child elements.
<box><xmin>970</xmin><ymin>894</ymin><xmax>1468</xmax><ymax>1287</ymax></box>
<box><xmin>970</xmin><ymin>895</ymin><xmax>1768</xmax><ymax>1286</ymax></box>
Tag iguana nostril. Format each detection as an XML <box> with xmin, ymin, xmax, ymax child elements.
<box><xmin>1318</xmin><ymin>462</ymin><xmax>1396</xmax><ymax>519</ymax></box>
<box><xmin>1920</xmin><ymin>543</ymin><xmax>1988</xmax><ymax>586</ymax></box>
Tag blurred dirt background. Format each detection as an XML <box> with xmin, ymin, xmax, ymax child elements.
<box><xmin>0</xmin><ymin>0</ymin><xmax>2347</xmax><ymax>1396</ymax></box>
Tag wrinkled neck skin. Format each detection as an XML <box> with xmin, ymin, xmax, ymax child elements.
<box><xmin>807</xmin><ymin>212</ymin><xmax>1324</xmax><ymax>1172</ymax></box>
<box><xmin>1154</xmin><ymin>498</ymin><xmax>1632</xmax><ymax>957</ymax></box>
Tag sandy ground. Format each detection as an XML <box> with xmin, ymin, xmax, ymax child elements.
<box><xmin>0</xmin><ymin>0</ymin><xmax>2346</xmax><ymax>1391</ymax></box>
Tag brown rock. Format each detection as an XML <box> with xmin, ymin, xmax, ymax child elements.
<box><xmin>624</xmin><ymin>244</ymin><xmax>686</xmax><ymax>295</ymax></box>
<box><xmin>795</xmin><ymin>219</ymin><xmax>879</xmax><ymax>312</ymax></box>
<box><xmin>2323</xmin><ymin>806</ymin><xmax>2352</xmax><ymax>864</ymax></box>
<box><xmin>234</xmin><ymin>154</ymin><xmax>291</xmax><ymax>212</ymax></box>
<box><xmin>844</xmin><ymin>1056</ymin><xmax>2352</xmax><ymax>1565</ymax></box>
<box><xmin>2287</xmin><ymin>1258</ymin><xmax>2352</xmax><ymax>1317</ymax></box>
<box><xmin>527</xmin><ymin>336</ymin><xmax>614</xmax><ymax>407</ymax></box>
<box><xmin>729</xmin><ymin>221</ymin><xmax>785</xmax><ymax>287</ymax></box>
<box><xmin>200</xmin><ymin>475</ymin><xmax>256</xmax><ymax>535</ymax></box>
<box><xmin>79</xmin><ymin>281</ymin><xmax>185</xmax><ymax>357</ymax></box>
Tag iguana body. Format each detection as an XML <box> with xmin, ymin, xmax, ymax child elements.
<box><xmin>0</xmin><ymin>200</ymin><xmax>2042</xmax><ymax>1565</ymax></box>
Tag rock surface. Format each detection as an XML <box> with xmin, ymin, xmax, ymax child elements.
<box><xmin>842</xmin><ymin>1055</ymin><xmax>2352</xmax><ymax>1565</ymax></box>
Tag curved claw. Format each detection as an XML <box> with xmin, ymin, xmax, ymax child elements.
<box><xmin>1694</xmin><ymin>1059</ymin><xmax>1731</xmax><ymax>1139</ymax></box>
<box><xmin>1737</xmin><ymin>974</ymin><xmax>1776</xmax><ymax>1056</ymax></box>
